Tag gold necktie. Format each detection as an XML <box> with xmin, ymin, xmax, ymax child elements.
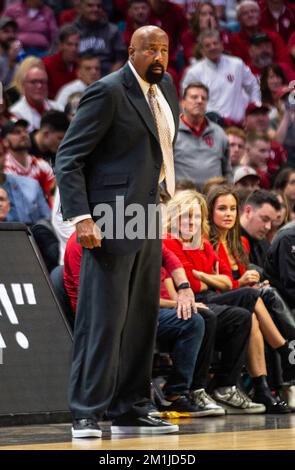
<box><xmin>147</xmin><ymin>85</ymin><xmax>175</xmax><ymax>197</ymax></box>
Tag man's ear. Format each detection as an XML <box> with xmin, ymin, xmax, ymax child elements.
<box><xmin>128</xmin><ymin>46</ymin><xmax>135</xmax><ymax>62</ymax></box>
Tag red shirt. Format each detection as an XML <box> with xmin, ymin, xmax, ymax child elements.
<box><xmin>59</xmin><ymin>8</ymin><xmax>78</xmax><ymax>26</ymax></box>
<box><xmin>163</xmin><ymin>237</ymin><xmax>232</xmax><ymax>293</ymax></box>
<box><xmin>161</xmin><ymin>244</ymin><xmax>183</xmax><ymax>299</ymax></box>
<box><xmin>259</xmin><ymin>1</ymin><xmax>295</xmax><ymax>43</ymax></box>
<box><xmin>4</xmin><ymin>151</ymin><xmax>55</xmax><ymax>206</ymax></box>
<box><xmin>228</xmin><ymin>28</ymin><xmax>289</xmax><ymax>66</ymax></box>
<box><xmin>216</xmin><ymin>238</ymin><xmax>250</xmax><ymax>289</ymax></box>
<box><xmin>64</xmin><ymin>232</ymin><xmax>82</xmax><ymax>313</ymax></box>
<box><xmin>43</xmin><ymin>52</ymin><xmax>77</xmax><ymax>99</ymax></box>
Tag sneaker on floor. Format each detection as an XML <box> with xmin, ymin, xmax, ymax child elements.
<box><xmin>111</xmin><ymin>415</ymin><xmax>179</xmax><ymax>435</ymax></box>
<box><xmin>252</xmin><ymin>390</ymin><xmax>291</xmax><ymax>414</ymax></box>
<box><xmin>212</xmin><ymin>386</ymin><xmax>266</xmax><ymax>414</ymax></box>
<box><xmin>158</xmin><ymin>394</ymin><xmax>217</xmax><ymax>417</ymax></box>
<box><xmin>191</xmin><ymin>389</ymin><xmax>226</xmax><ymax>416</ymax></box>
<box><xmin>280</xmin><ymin>384</ymin><xmax>295</xmax><ymax>411</ymax></box>
<box><xmin>71</xmin><ymin>418</ymin><xmax>102</xmax><ymax>438</ymax></box>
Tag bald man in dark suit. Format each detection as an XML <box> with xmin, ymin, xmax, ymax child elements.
<box><xmin>55</xmin><ymin>25</ymin><xmax>183</xmax><ymax>438</ymax></box>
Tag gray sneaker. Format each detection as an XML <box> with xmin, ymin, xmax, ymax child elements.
<box><xmin>212</xmin><ymin>386</ymin><xmax>266</xmax><ymax>414</ymax></box>
<box><xmin>191</xmin><ymin>389</ymin><xmax>226</xmax><ymax>416</ymax></box>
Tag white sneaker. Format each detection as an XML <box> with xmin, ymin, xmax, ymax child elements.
<box><xmin>280</xmin><ymin>384</ymin><xmax>295</xmax><ymax>411</ymax></box>
<box><xmin>212</xmin><ymin>386</ymin><xmax>266</xmax><ymax>414</ymax></box>
<box><xmin>191</xmin><ymin>389</ymin><xmax>225</xmax><ymax>416</ymax></box>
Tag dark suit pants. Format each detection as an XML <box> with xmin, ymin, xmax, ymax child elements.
<box><xmin>68</xmin><ymin>236</ymin><xmax>162</xmax><ymax>420</ymax></box>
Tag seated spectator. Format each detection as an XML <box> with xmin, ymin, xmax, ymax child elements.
<box><xmin>182</xmin><ymin>29</ymin><xmax>261</xmax><ymax>124</ymax></box>
<box><xmin>202</xmin><ymin>176</ymin><xmax>228</xmax><ymax>195</ymax></box>
<box><xmin>0</xmin><ymin>38</ymin><xmax>22</xmax><ymax>88</ymax></box>
<box><xmin>0</xmin><ymin>138</ymin><xmax>50</xmax><ymax>225</ymax></box>
<box><xmin>273</xmin><ymin>167</ymin><xmax>295</xmax><ymax>218</ymax></box>
<box><xmin>233</xmin><ymin>166</ymin><xmax>261</xmax><ymax>191</ymax></box>
<box><xmin>3</xmin><ymin>0</ymin><xmax>58</xmax><ymax>56</ymax></box>
<box><xmin>228</xmin><ymin>0</ymin><xmax>289</xmax><ymax>66</ymax></box>
<box><xmin>0</xmin><ymin>17</ymin><xmax>18</xmax><ymax>57</ymax></box>
<box><xmin>181</xmin><ymin>2</ymin><xmax>231</xmax><ymax>64</ymax></box>
<box><xmin>244</xmin><ymin>133</ymin><xmax>272</xmax><ymax>189</ymax></box>
<box><xmin>59</xmin><ymin>0</ymin><xmax>81</xmax><ymax>25</ymax></box>
<box><xmin>64</xmin><ymin>91</ymin><xmax>83</xmax><ymax>121</ymax></box>
<box><xmin>260</xmin><ymin>64</ymin><xmax>289</xmax><ymax>125</ymax></box>
<box><xmin>174</xmin><ymin>82</ymin><xmax>232</xmax><ymax>188</ymax></box>
<box><xmin>55</xmin><ymin>51</ymin><xmax>101</xmax><ymax>109</ymax></box>
<box><xmin>0</xmin><ymin>186</ymin><xmax>10</xmax><ymax>221</ymax></box>
<box><xmin>123</xmin><ymin>0</ymin><xmax>152</xmax><ymax>47</ymax></box>
<box><xmin>206</xmin><ymin>184</ymin><xmax>295</xmax><ymax>408</ymax></box>
<box><xmin>259</xmin><ymin>0</ymin><xmax>295</xmax><ymax>44</ymax></box>
<box><xmin>29</xmin><ymin>110</ymin><xmax>70</xmax><ymax>166</ymax></box>
<box><xmin>9</xmin><ymin>65</ymin><xmax>62</xmax><ymax>131</ymax></box>
<box><xmin>7</xmin><ymin>55</ymin><xmax>44</xmax><ymax>106</ymax></box>
<box><xmin>2</xmin><ymin>118</ymin><xmax>55</xmax><ymax>205</ymax></box>
<box><xmin>43</xmin><ymin>24</ymin><xmax>80</xmax><ymax>99</ymax></box>
<box><xmin>274</xmin><ymin>86</ymin><xmax>295</xmax><ymax>167</ymax></box>
<box><xmin>264</xmin><ymin>220</ymin><xmax>295</xmax><ymax>310</ymax></box>
<box><xmin>267</xmin><ymin>190</ymin><xmax>290</xmax><ymax>241</ymax></box>
<box><xmin>247</xmin><ymin>32</ymin><xmax>293</xmax><ymax>80</ymax></box>
<box><xmin>226</xmin><ymin>127</ymin><xmax>247</xmax><ymax>169</ymax></box>
<box><xmin>240</xmin><ymin>189</ymin><xmax>281</xmax><ymax>267</ymax></box>
<box><xmin>243</xmin><ymin>103</ymin><xmax>288</xmax><ymax>181</ymax></box>
<box><xmin>73</xmin><ymin>0</ymin><xmax>126</xmax><ymax>76</ymax></box>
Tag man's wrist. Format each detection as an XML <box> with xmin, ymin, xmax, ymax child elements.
<box><xmin>176</xmin><ymin>281</ymin><xmax>191</xmax><ymax>291</ymax></box>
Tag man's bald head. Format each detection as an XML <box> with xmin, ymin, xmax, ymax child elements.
<box><xmin>128</xmin><ymin>26</ymin><xmax>169</xmax><ymax>83</ymax></box>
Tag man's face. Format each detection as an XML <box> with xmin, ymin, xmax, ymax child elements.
<box><xmin>284</xmin><ymin>171</ymin><xmax>295</xmax><ymax>203</ymax></box>
<box><xmin>4</xmin><ymin>125</ymin><xmax>30</xmax><ymax>152</ymax></box>
<box><xmin>128</xmin><ymin>2</ymin><xmax>150</xmax><ymax>24</ymax></box>
<box><xmin>243</xmin><ymin>203</ymin><xmax>278</xmax><ymax>239</ymax></box>
<box><xmin>23</xmin><ymin>67</ymin><xmax>48</xmax><ymax>103</ymax></box>
<box><xmin>0</xmin><ymin>188</ymin><xmax>10</xmax><ymax>222</ymax></box>
<box><xmin>129</xmin><ymin>30</ymin><xmax>169</xmax><ymax>83</ymax></box>
<box><xmin>249</xmin><ymin>41</ymin><xmax>273</xmax><ymax>68</ymax></box>
<box><xmin>228</xmin><ymin>134</ymin><xmax>246</xmax><ymax>166</ymax></box>
<box><xmin>238</xmin><ymin>5</ymin><xmax>260</xmax><ymax>28</ymax></box>
<box><xmin>0</xmin><ymin>25</ymin><xmax>17</xmax><ymax>47</ymax></box>
<box><xmin>59</xmin><ymin>34</ymin><xmax>80</xmax><ymax>62</ymax></box>
<box><xmin>182</xmin><ymin>87</ymin><xmax>208</xmax><ymax>120</ymax></box>
<box><xmin>77</xmin><ymin>57</ymin><xmax>101</xmax><ymax>85</ymax></box>
<box><xmin>201</xmin><ymin>35</ymin><xmax>223</xmax><ymax>62</ymax></box>
<box><xmin>235</xmin><ymin>176</ymin><xmax>260</xmax><ymax>191</ymax></box>
<box><xmin>80</xmin><ymin>0</ymin><xmax>105</xmax><ymax>22</ymax></box>
<box><xmin>247</xmin><ymin>139</ymin><xmax>271</xmax><ymax>168</ymax></box>
<box><xmin>245</xmin><ymin>111</ymin><xmax>269</xmax><ymax>132</ymax></box>
<box><xmin>42</xmin><ymin>128</ymin><xmax>66</xmax><ymax>153</ymax></box>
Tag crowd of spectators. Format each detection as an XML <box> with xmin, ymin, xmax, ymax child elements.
<box><xmin>1</xmin><ymin>0</ymin><xmax>295</xmax><ymax>416</ymax></box>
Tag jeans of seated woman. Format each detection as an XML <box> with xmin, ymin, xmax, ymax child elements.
<box><xmin>258</xmin><ymin>286</ymin><xmax>295</xmax><ymax>341</ymax></box>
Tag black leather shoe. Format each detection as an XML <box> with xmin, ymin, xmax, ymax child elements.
<box><xmin>252</xmin><ymin>392</ymin><xmax>291</xmax><ymax>414</ymax></box>
<box><xmin>71</xmin><ymin>418</ymin><xmax>102</xmax><ymax>438</ymax></box>
<box><xmin>111</xmin><ymin>414</ymin><xmax>179</xmax><ymax>435</ymax></box>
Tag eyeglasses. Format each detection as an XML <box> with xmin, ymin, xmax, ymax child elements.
<box><xmin>25</xmin><ymin>79</ymin><xmax>48</xmax><ymax>86</ymax></box>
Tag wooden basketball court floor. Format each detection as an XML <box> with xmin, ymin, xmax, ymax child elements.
<box><xmin>0</xmin><ymin>414</ymin><xmax>295</xmax><ymax>450</ymax></box>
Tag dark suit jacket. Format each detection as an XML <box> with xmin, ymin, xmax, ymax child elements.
<box><xmin>55</xmin><ymin>63</ymin><xmax>179</xmax><ymax>254</ymax></box>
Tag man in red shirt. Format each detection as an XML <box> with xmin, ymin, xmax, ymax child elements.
<box><xmin>229</xmin><ymin>0</ymin><xmax>289</xmax><ymax>66</ymax></box>
<box><xmin>43</xmin><ymin>24</ymin><xmax>80</xmax><ymax>99</ymax></box>
<box><xmin>259</xmin><ymin>0</ymin><xmax>295</xmax><ymax>43</ymax></box>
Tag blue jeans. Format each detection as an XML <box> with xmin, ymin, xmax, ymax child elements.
<box><xmin>157</xmin><ymin>308</ymin><xmax>205</xmax><ymax>396</ymax></box>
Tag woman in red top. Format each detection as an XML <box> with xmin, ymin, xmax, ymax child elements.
<box><xmin>207</xmin><ymin>185</ymin><xmax>295</xmax><ymax>404</ymax></box>
<box><xmin>164</xmin><ymin>189</ymin><xmax>290</xmax><ymax>412</ymax></box>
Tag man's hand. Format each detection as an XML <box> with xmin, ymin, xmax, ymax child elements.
<box><xmin>177</xmin><ymin>287</ymin><xmax>198</xmax><ymax>320</ymax></box>
<box><xmin>76</xmin><ymin>219</ymin><xmax>102</xmax><ymax>249</ymax></box>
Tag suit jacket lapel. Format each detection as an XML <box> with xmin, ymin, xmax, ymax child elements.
<box><xmin>122</xmin><ymin>64</ymin><xmax>160</xmax><ymax>144</ymax></box>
